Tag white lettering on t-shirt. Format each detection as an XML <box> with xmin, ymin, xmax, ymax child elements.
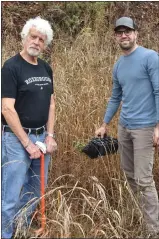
<box><xmin>25</xmin><ymin>77</ymin><xmax>51</xmax><ymax>85</ymax></box>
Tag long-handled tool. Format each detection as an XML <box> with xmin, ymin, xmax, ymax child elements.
<box><xmin>34</xmin><ymin>141</ymin><xmax>47</xmax><ymax>237</ymax></box>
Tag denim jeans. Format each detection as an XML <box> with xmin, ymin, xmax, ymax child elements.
<box><xmin>2</xmin><ymin>131</ymin><xmax>51</xmax><ymax>239</ymax></box>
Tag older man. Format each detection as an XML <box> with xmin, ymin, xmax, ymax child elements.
<box><xmin>2</xmin><ymin>17</ymin><xmax>57</xmax><ymax>238</ymax></box>
<box><xmin>95</xmin><ymin>17</ymin><xmax>159</xmax><ymax>235</ymax></box>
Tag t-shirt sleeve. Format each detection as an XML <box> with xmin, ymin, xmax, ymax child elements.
<box><xmin>2</xmin><ymin>64</ymin><xmax>18</xmax><ymax>98</ymax></box>
<box><xmin>44</xmin><ymin>62</ymin><xmax>54</xmax><ymax>94</ymax></box>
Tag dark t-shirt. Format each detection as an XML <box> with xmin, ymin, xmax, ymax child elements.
<box><xmin>2</xmin><ymin>53</ymin><xmax>54</xmax><ymax>128</ymax></box>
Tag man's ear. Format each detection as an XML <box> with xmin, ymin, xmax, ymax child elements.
<box><xmin>44</xmin><ymin>43</ymin><xmax>48</xmax><ymax>50</ymax></box>
<box><xmin>21</xmin><ymin>38</ymin><xmax>25</xmax><ymax>45</ymax></box>
<box><xmin>135</xmin><ymin>30</ymin><xmax>138</xmax><ymax>37</ymax></box>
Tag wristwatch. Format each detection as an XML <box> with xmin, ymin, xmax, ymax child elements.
<box><xmin>46</xmin><ymin>132</ymin><xmax>56</xmax><ymax>139</ymax></box>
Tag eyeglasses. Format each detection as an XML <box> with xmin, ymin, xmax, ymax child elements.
<box><xmin>115</xmin><ymin>29</ymin><xmax>134</xmax><ymax>37</ymax></box>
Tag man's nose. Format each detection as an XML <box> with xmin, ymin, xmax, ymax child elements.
<box><xmin>33</xmin><ymin>37</ymin><xmax>40</xmax><ymax>44</ymax></box>
<box><xmin>121</xmin><ymin>32</ymin><xmax>127</xmax><ymax>37</ymax></box>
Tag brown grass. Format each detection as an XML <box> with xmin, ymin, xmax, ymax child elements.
<box><xmin>2</xmin><ymin>2</ymin><xmax>159</xmax><ymax>238</ymax></box>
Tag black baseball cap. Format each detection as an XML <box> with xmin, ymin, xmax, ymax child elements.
<box><xmin>114</xmin><ymin>17</ymin><xmax>137</xmax><ymax>31</ymax></box>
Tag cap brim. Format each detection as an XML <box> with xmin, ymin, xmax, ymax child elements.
<box><xmin>114</xmin><ymin>24</ymin><xmax>135</xmax><ymax>31</ymax></box>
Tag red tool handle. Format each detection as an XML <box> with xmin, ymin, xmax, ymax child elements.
<box><xmin>34</xmin><ymin>153</ymin><xmax>47</xmax><ymax>237</ymax></box>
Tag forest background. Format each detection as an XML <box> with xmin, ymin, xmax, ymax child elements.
<box><xmin>2</xmin><ymin>1</ymin><xmax>159</xmax><ymax>238</ymax></box>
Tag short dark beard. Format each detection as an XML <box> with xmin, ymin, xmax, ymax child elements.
<box><xmin>119</xmin><ymin>41</ymin><xmax>135</xmax><ymax>51</ymax></box>
<box><xmin>120</xmin><ymin>45</ymin><xmax>133</xmax><ymax>51</ymax></box>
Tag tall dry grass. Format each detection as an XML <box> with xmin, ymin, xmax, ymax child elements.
<box><xmin>2</xmin><ymin>2</ymin><xmax>159</xmax><ymax>238</ymax></box>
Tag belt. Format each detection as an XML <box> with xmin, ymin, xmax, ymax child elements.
<box><xmin>3</xmin><ymin>125</ymin><xmax>45</xmax><ymax>135</ymax></box>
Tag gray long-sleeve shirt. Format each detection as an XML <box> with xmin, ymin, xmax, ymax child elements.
<box><xmin>104</xmin><ymin>46</ymin><xmax>159</xmax><ymax>129</ymax></box>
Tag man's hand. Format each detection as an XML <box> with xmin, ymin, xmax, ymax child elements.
<box><xmin>153</xmin><ymin>124</ymin><xmax>159</xmax><ymax>149</ymax></box>
<box><xmin>95</xmin><ymin>123</ymin><xmax>109</xmax><ymax>138</ymax></box>
<box><xmin>25</xmin><ymin>140</ymin><xmax>42</xmax><ymax>159</ymax></box>
<box><xmin>45</xmin><ymin>136</ymin><xmax>57</xmax><ymax>153</ymax></box>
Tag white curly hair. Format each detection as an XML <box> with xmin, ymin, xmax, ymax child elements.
<box><xmin>21</xmin><ymin>16</ymin><xmax>53</xmax><ymax>46</ymax></box>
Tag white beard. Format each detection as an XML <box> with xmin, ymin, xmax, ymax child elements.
<box><xmin>27</xmin><ymin>47</ymin><xmax>40</xmax><ymax>57</ymax></box>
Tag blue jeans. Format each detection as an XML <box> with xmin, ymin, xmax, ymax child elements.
<box><xmin>1</xmin><ymin>131</ymin><xmax>51</xmax><ymax>239</ymax></box>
